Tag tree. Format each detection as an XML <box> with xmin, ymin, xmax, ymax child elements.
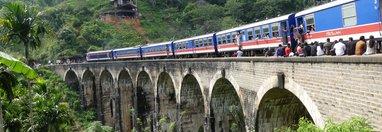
<box><xmin>0</xmin><ymin>1</ymin><xmax>46</xmax><ymax>65</ymax></box>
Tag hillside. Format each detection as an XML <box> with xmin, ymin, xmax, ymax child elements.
<box><xmin>2</xmin><ymin>0</ymin><xmax>331</xmax><ymax>62</ymax></box>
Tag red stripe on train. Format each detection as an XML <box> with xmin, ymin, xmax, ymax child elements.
<box><xmin>304</xmin><ymin>23</ymin><xmax>380</xmax><ymax>40</ymax></box>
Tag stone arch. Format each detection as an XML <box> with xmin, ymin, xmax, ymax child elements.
<box><xmin>210</xmin><ymin>78</ymin><xmax>245</xmax><ymax>132</ymax></box>
<box><xmin>118</xmin><ymin>69</ymin><xmax>134</xmax><ymax>132</ymax></box>
<box><xmin>100</xmin><ymin>70</ymin><xmax>114</xmax><ymax>127</ymax></box>
<box><xmin>82</xmin><ymin>70</ymin><xmax>97</xmax><ymax>109</ymax></box>
<box><xmin>254</xmin><ymin>76</ymin><xmax>324</xmax><ymax>131</ymax></box>
<box><xmin>136</xmin><ymin>71</ymin><xmax>155</xmax><ymax>131</ymax></box>
<box><xmin>179</xmin><ymin>74</ymin><xmax>205</xmax><ymax>132</ymax></box>
<box><xmin>156</xmin><ymin>72</ymin><xmax>177</xmax><ymax>131</ymax></box>
<box><xmin>64</xmin><ymin>69</ymin><xmax>80</xmax><ymax>92</ymax></box>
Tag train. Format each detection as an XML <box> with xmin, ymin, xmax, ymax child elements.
<box><xmin>87</xmin><ymin>0</ymin><xmax>382</xmax><ymax>61</ymax></box>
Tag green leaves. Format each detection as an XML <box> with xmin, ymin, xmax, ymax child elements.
<box><xmin>0</xmin><ymin>1</ymin><xmax>47</xmax><ymax>61</ymax></box>
<box><xmin>0</xmin><ymin>51</ymin><xmax>37</xmax><ymax>79</ymax></box>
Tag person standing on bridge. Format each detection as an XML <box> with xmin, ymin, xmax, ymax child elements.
<box><xmin>324</xmin><ymin>38</ymin><xmax>333</xmax><ymax>55</ymax></box>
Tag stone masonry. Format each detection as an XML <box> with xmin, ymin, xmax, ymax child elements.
<box><xmin>53</xmin><ymin>56</ymin><xmax>382</xmax><ymax>131</ymax></box>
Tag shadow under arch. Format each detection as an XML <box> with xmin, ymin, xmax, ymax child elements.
<box><xmin>64</xmin><ymin>70</ymin><xmax>80</xmax><ymax>92</ymax></box>
<box><xmin>82</xmin><ymin>70</ymin><xmax>97</xmax><ymax>110</ymax></box>
<box><xmin>118</xmin><ymin>69</ymin><xmax>134</xmax><ymax>132</ymax></box>
<box><xmin>156</xmin><ymin>72</ymin><xmax>177</xmax><ymax>131</ymax></box>
<box><xmin>254</xmin><ymin>76</ymin><xmax>325</xmax><ymax>131</ymax></box>
<box><xmin>100</xmin><ymin>70</ymin><xmax>114</xmax><ymax>127</ymax></box>
<box><xmin>210</xmin><ymin>78</ymin><xmax>245</xmax><ymax>132</ymax></box>
<box><xmin>136</xmin><ymin>71</ymin><xmax>154</xmax><ymax>131</ymax></box>
<box><xmin>179</xmin><ymin>74</ymin><xmax>205</xmax><ymax>131</ymax></box>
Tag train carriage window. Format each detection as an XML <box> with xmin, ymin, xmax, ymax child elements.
<box><xmin>227</xmin><ymin>33</ymin><xmax>232</xmax><ymax>43</ymax></box>
<box><xmin>271</xmin><ymin>23</ymin><xmax>280</xmax><ymax>38</ymax></box>
<box><xmin>254</xmin><ymin>27</ymin><xmax>260</xmax><ymax>40</ymax></box>
<box><xmin>208</xmin><ymin>37</ymin><xmax>212</xmax><ymax>46</ymax></box>
<box><xmin>247</xmin><ymin>28</ymin><xmax>253</xmax><ymax>40</ymax></box>
<box><xmin>262</xmin><ymin>25</ymin><xmax>270</xmax><ymax>39</ymax></box>
<box><xmin>219</xmin><ymin>35</ymin><xmax>223</xmax><ymax>44</ymax></box>
<box><xmin>241</xmin><ymin>30</ymin><xmax>246</xmax><ymax>42</ymax></box>
<box><xmin>305</xmin><ymin>14</ymin><xmax>315</xmax><ymax>33</ymax></box>
<box><xmin>342</xmin><ymin>3</ymin><xmax>357</xmax><ymax>27</ymax></box>
<box><xmin>194</xmin><ymin>40</ymin><xmax>199</xmax><ymax>47</ymax></box>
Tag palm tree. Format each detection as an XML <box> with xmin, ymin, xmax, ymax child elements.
<box><xmin>0</xmin><ymin>1</ymin><xmax>46</xmax><ymax>66</ymax></box>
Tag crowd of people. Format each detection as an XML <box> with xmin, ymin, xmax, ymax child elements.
<box><xmin>268</xmin><ymin>35</ymin><xmax>379</xmax><ymax>57</ymax></box>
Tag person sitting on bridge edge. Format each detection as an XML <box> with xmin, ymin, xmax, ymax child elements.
<box><xmin>316</xmin><ymin>42</ymin><xmax>325</xmax><ymax>56</ymax></box>
<box><xmin>346</xmin><ymin>37</ymin><xmax>357</xmax><ymax>55</ymax></box>
<box><xmin>332</xmin><ymin>38</ymin><xmax>346</xmax><ymax>56</ymax></box>
<box><xmin>297</xmin><ymin>43</ymin><xmax>304</xmax><ymax>57</ymax></box>
<box><xmin>236</xmin><ymin>47</ymin><xmax>243</xmax><ymax>58</ymax></box>
<box><xmin>355</xmin><ymin>36</ymin><xmax>367</xmax><ymax>55</ymax></box>
<box><xmin>364</xmin><ymin>35</ymin><xmax>376</xmax><ymax>55</ymax></box>
<box><xmin>284</xmin><ymin>44</ymin><xmax>291</xmax><ymax>57</ymax></box>
<box><xmin>303</xmin><ymin>42</ymin><xmax>311</xmax><ymax>57</ymax></box>
<box><xmin>310</xmin><ymin>42</ymin><xmax>318</xmax><ymax>56</ymax></box>
<box><xmin>324</xmin><ymin>38</ymin><xmax>333</xmax><ymax>55</ymax></box>
<box><xmin>276</xmin><ymin>44</ymin><xmax>284</xmax><ymax>57</ymax></box>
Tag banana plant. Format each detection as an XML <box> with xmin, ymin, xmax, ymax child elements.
<box><xmin>0</xmin><ymin>51</ymin><xmax>38</xmax><ymax>131</ymax></box>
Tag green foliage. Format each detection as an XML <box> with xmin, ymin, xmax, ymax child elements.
<box><xmin>167</xmin><ymin>122</ymin><xmax>176</xmax><ymax>132</ymax></box>
<box><xmin>275</xmin><ymin>117</ymin><xmax>373</xmax><ymax>132</ymax></box>
<box><xmin>85</xmin><ymin>121</ymin><xmax>113</xmax><ymax>132</ymax></box>
<box><xmin>0</xmin><ymin>1</ymin><xmax>47</xmax><ymax>62</ymax></box>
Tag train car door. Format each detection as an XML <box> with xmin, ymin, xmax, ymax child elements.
<box><xmin>281</xmin><ymin>21</ymin><xmax>288</xmax><ymax>45</ymax></box>
<box><xmin>288</xmin><ymin>14</ymin><xmax>296</xmax><ymax>51</ymax></box>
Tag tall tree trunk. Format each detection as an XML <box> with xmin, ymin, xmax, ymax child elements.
<box><xmin>24</xmin><ymin>43</ymin><xmax>31</xmax><ymax>66</ymax></box>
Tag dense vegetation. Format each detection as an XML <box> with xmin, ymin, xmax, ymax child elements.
<box><xmin>275</xmin><ymin>117</ymin><xmax>372</xmax><ymax>132</ymax></box>
<box><xmin>1</xmin><ymin>0</ymin><xmax>332</xmax><ymax>62</ymax></box>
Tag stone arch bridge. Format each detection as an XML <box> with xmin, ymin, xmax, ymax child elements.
<box><xmin>50</xmin><ymin>57</ymin><xmax>382</xmax><ymax>132</ymax></box>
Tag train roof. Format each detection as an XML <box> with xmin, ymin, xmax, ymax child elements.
<box><xmin>295</xmin><ymin>0</ymin><xmax>355</xmax><ymax>16</ymax></box>
<box><xmin>174</xmin><ymin>33</ymin><xmax>215</xmax><ymax>43</ymax></box>
<box><xmin>113</xmin><ymin>47</ymin><xmax>139</xmax><ymax>51</ymax></box>
<box><xmin>141</xmin><ymin>41</ymin><xmax>172</xmax><ymax>48</ymax></box>
<box><xmin>216</xmin><ymin>14</ymin><xmax>291</xmax><ymax>35</ymax></box>
<box><xmin>87</xmin><ymin>50</ymin><xmax>112</xmax><ymax>54</ymax></box>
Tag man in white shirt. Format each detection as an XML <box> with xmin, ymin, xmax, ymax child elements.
<box><xmin>332</xmin><ymin>38</ymin><xmax>346</xmax><ymax>56</ymax></box>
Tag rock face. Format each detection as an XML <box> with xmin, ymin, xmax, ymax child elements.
<box><xmin>55</xmin><ymin>57</ymin><xmax>382</xmax><ymax>131</ymax></box>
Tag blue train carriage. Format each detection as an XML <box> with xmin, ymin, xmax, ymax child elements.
<box><xmin>295</xmin><ymin>0</ymin><xmax>382</xmax><ymax>44</ymax></box>
<box><xmin>215</xmin><ymin>14</ymin><xmax>292</xmax><ymax>56</ymax></box>
<box><xmin>86</xmin><ymin>50</ymin><xmax>113</xmax><ymax>62</ymax></box>
<box><xmin>141</xmin><ymin>41</ymin><xmax>173</xmax><ymax>59</ymax></box>
<box><xmin>173</xmin><ymin>33</ymin><xmax>216</xmax><ymax>58</ymax></box>
<box><xmin>112</xmin><ymin>47</ymin><xmax>141</xmax><ymax>60</ymax></box>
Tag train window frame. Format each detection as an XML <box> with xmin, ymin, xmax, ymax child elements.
<box><xmin>241</xmin><ymin>30</ymin><xmax>246</xmax><ymax>42</ymax></box>
<box><xmin>271</xmin><ymin>23</ymin><xmax>280</xmax><ymax>38</ymax></box>
<box><xmin>305</xmin><ymin>14</ymin><xmax>315</xmax><ymax>33</ymax></box>
<box><xmin>342</xmin><ymin>3</ymin><xmax>357</xmax><ymax>27</ymax></box>
<box><xmin>262</xmin><ymin>25</ymin><xmax>270</xmax><ymax>39</ymax></box>
<box><xmin>247</xmin><ymin>28</ymin><xmax>253</xmax><ymax>41</ymax></box>
<box><xmin>208</xmin><ymin>37</ymin><xmax>212</xmax><ymax>46</ymax></box>
<box><xmin>227</xmin><ymin>33</ymin><xmax>232</xmax><ymax>44</ymax></box>
<box><xmin>254</xmin><ymin>27</ymin><xmax>260</xmax><ymax>40</ymax></box>
<box><xmin>194</xmin><ymin>40</ymin><xmax>199</xmax><ymax>48</ymax></box>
